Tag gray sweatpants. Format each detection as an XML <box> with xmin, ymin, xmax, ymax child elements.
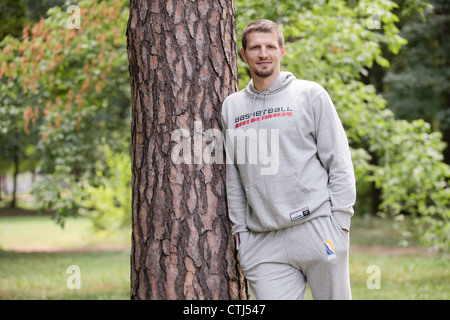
<box><xmin>238</xmin><ymin>216</ymin><xmax>351</xmax><ymax>300</ymax></box>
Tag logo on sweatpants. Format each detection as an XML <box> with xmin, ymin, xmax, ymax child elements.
<box><xmin>324</xmin><ymin>240</ymin><xmax>336</xmax><ymax>260</ymax></box>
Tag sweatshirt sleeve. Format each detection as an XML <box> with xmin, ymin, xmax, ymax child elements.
<box><xmin>312</xmin><ymin>90</ymin><xmax>356</xmax><ymax>231</ymax></box>
<box><xmin>221</xmin><ymin>112</ymin><xmax>249</xmax><ymax>236</ymax></box>
<box><xmin>225</xmin><ymin>160</ymin><xmax>249</xmax><ymax>236</ymax></box>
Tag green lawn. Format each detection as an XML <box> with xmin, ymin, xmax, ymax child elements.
<box><xmin>0</xmin><ymin>208</ymin><xmax>448</xmax><ymax>300</ymax></box>
<box><xmin>0</xmin><ymin>215</ymin><xmax>130</xmax><ymax>251</ymax></box>
<box><xmin>0</xmin><ymin>250</ymin><xmax>130</xmax><ymax>300</ymax></box>
<box><xmin>349</xmin><ymin>252</ymin><xmax>449</xmax><ymax>299</ymax></box>
<box><xmin>0</xmin><ymin>212</ymin><xmax>131</xmax><ymax>300</ymax></box>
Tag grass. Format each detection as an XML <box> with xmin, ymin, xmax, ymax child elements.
<box><xmin>0</xmin><ymin>203</ymin><xmax>131</xmax><ymax>300</ymax></box>
<box><xmin>302</xmin><ymin>252</ymin><xmax>449</xmax><ymax>300</ymax></box>
<box><xmin>0</xmin><ymin>215</ymin><xmax>130</xmax><ymax>251</ymax></box>
<box><xmin>0</xmin><ymin>201</ymin><xmax>448</xmax><ymax>300</ymax></box>
<box><xmin>0</xmin><ymin>250</ymin><xmax>130</xmax><ymax>300</ymax></box>
<box><xmin>349</xmin><ymin>253</ymin><xmax>449</xmax><ymax>299</ymax></box>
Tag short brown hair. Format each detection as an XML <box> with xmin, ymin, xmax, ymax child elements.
<box><xmin>241</xmin><ymin>19</ymin><xmax>285</xmax><ymax>50</ymax></box>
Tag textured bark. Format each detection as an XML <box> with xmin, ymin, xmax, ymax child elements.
<box><xmin>127</xmin><ymin>0</ymin><xmax>247</xmax><ymax>300</ymax></box>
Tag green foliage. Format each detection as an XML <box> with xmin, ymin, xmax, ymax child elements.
<box><xmin>383</xmin><ymin>0</ymin><xmax>450</xmax><ymax>132</ymax></box>
<box><xmin>236</xmin><ymin>0</ymin><xmax>449</xmax><ymax>251</ymax></box>
<box><xmin>0</xmin><ymin>0</ymin><xmax>131</xmax><ymax>225</ymax></box>
<box><xmin>369</xmin><ymin>118</ymin><xmax>450</xmax><ymax>250</ymax></box>
<box><xmin>22</xmin><ymin>0</ymin><xmax>67</xmax><ymax>21</ymax></box>
<box><xmin>81</xmin><ymin>146</ymin><xmax>132</xmax><ymax>231</ymax></box>
<box><xmin>0</xmin><ymin>0</ymin><xmax>28</xmax><ymax>40</ymax></box>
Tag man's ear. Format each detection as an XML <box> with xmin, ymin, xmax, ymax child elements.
<box><xmin>241</xmin><ymin>47</ymin><xmax>247</xmax><ymax>63</ymax></box>
<box><xmin>280</xmin><ymin>46</ymin><xmax>286</xmax><ymax>60</ymax></box>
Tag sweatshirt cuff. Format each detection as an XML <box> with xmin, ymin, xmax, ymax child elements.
<box><xmin>332</xmin><ymin>211</ymin><xmax>352</xmax><ymax>231</ymax></box>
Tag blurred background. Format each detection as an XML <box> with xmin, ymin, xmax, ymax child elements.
<box><xmin>0</xmin><ymin>0</ymin><xmax>448</xmax><ymax>299</ymax></box>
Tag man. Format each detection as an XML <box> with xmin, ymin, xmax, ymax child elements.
<box><xmin>221</xmin><ymin>19</ymin><xmax>356</xmax><ymax>300</ymax></box>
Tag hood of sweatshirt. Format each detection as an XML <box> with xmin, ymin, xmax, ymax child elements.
<box><xmin>245</xmin><ymin>71</ymin><xmax>296</xmax><ymax>96</ymax></box>
<box><xmin>244</xmin><ymin>72</ymin><xmax>296</xmax><ymax>121</ymax></box>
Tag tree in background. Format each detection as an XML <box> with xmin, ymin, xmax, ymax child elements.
<box><xmin>0</xmin><ymin>0</ymin><xmax>131</xmax><ymax>225</ymax></box>
<box><xmin>0</xmin><ymin>0</ymin><xmax>67</xmax><ymax>208</ymax></box>
<box><xmin>0</xmin><ymin>0</ymin><xmax>31</xmax><ymax>207</ymax></box>
<box><xmin>21</xmin><ymin>0</ymin><xmax>67</xmax><ymax>21</ymax></box>
<box><xmin>384</xmin><ymin>0</ymin><xmax>450</xmax><ymax>163</ymax></box>
<box><xmin>127</xmin><ymin>0</ymin><xmax>247</xmax><ymax>300</ymax></box>
<box><xmin>0</xmin><ymin>0</ymin><xmax>28</xmax><ymax>40</ymax></box>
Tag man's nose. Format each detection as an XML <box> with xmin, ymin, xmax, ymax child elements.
<box><xmin>258</xmin><ymin>46</ymin><xmax>268</xmax><ymax>58</ymax></box>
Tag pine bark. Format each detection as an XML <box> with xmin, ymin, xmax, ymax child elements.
<box><xmin>127</xmin><ymin>0</ymin><xmax>247</xmax><ymax>300</ymax></box>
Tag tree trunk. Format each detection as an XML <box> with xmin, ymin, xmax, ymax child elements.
<box><xmin>443</xmin><ymin>127</ymin><xmax>450</xmax><ymax>165</ymax></box>
<box><xmin>11</xmin><ymin>146</ymin><xmax>19</xmax><ymax>209</ymax></box>
<box><xmin>127</xmin><ymin>0</ymin><xmax>247</xmax><ymax>300</ymax></box>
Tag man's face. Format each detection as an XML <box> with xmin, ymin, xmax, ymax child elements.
<box><xmin>241</xmin><ymin>31</ymin><xmax>286</xmax><ymax>79</ymax></box>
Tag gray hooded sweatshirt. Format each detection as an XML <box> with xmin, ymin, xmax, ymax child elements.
<box><xmin>221</xmin><ymin>72</ymin><xmax>356</xmax><ymax>236</ymax></box>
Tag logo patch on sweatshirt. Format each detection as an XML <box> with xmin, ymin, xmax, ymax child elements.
<box><xmin>324</xmin><ymin>239</ymin><xmax>336</xmax><ymax>260</ymax></box>
<box><xmin>289</xmin><ymin>207</ymin><xmax>310</xmax><ymax>221</ymax></box>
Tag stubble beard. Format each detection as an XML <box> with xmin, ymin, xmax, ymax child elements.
<box><xmin>253</xmin><ymin>59</ymin><xmax>278</xmax><ymax>78</ymax></box>
<box><xmin>254</xmin><ymin>68</ymin><xmax>275</xmax><ymax>78</ymax></box>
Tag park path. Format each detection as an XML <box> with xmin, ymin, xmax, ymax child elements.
<box><xmin>6</xmin><ymin>244</ymin><xmax>130</xmax><ymax>253</ymax></box>
<box><xmin>7</xmin><ymin>243</ymin><xmax>436</xmax><ymax>256</ymax></box>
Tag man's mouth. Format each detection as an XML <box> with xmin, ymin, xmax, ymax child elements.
<box><xmin>257</xmin><ymin>61</ymin><xmax>271</xmax><ymax>66</ymax></box>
